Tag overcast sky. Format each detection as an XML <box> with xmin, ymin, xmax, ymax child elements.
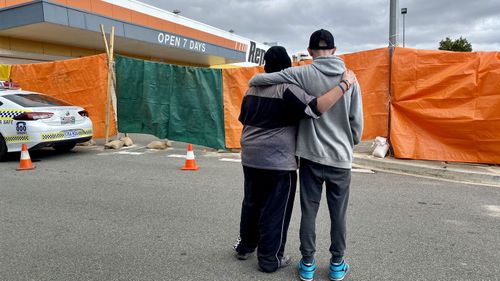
<box><xmin>139</xmin><ymin>0</ymin><xmax>500</xmax><ymax>55</ymax></box>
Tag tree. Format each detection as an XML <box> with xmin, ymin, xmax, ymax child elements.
<box><xmin>439</xmin><ymin>37</ymin><xmax>473</xmax><ymax>52</ymax></box>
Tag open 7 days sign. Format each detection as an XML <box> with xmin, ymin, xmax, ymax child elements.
<box><xmin>157</xmin><ymin>32</ymin><xmax>207</xmax><ymax>53</ymax></box>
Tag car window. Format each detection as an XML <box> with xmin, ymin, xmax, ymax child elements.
<box><xmin>2</xmin><ymin>94</ymin><xmax>72</xmax><ymax>107</ymax></box>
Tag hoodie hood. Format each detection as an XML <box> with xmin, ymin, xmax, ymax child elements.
<box><xmin>312</xmin><ymin>56</ymin><xmax>346</xmax><ymax>76</ymax></box>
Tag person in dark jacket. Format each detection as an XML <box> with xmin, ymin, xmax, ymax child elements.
<box><xmin>234</xmin><ymin>45</ymin><xmax>356</xmax><ymax>273</ymax></box>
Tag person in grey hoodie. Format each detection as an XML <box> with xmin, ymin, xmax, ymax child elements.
<box><xmin>248</xmin><ymin>29</ymin><xmax>363</xmax><ymax>281</ymax></box>
<box><xmin>235</xmin><ymin>46</ymin><xmax>356</xmax><ymax>274</ymax></box>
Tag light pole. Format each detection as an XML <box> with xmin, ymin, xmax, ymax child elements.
<box><xmin>401</xmin><ymin>8</ymin><xmax>407</xmax><ymax>47</ymax></box>
<box><xmin>389</xmin><ymin>0</ymin><xmax>399</xmax><ymax>47</ymax></box>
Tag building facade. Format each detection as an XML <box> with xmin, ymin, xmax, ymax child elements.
<box><xmin>0</xmin><ymin>0</ymin><xmax>268</xmax><ymax>66</ymax></box>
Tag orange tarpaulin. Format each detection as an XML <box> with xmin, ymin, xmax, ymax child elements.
<box><xmin>222</xmin><ymin>48</ymin><xmax>390</xmax><ymax>149</ymax></box>
<box><xmin>294</xmin><ymin>49</ymin><xmax>390</xmax><ymax>140</ymax></box>
<box><xmin>341</xmin><ymin>48</ymin><xmax>390</xmax><ymax>140</ymax></box>
<box><xmin>10</xmin><ymin>54</ymin><xmax>116</xmax><ymax>138</ymax></box>
<box><xmin>222</xmin><ymin>66</ymin><xmax>264</xmax><ymax>149</ymax></box>
<box><xmin>391</xmin><ymin>47</ymin><xmax>500</xmax><ymax>164</ymax></box>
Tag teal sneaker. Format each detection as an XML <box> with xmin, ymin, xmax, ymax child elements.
<box><xmin>298</xmin><ymin>259</ymin><xmax>317</xmax><ymax>281</ymax></box>
<box><xmin>329</xmin><ymin>259</ymin><xmax>349</xmax><ymax>281</ymax></box>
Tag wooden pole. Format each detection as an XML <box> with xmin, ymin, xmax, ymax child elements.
<box><xmin>100</xmin><ymin>24</ymin><xmax>125</xmax><ymax>141</ymax></box>
<box><xmin>107</xmin><ymin>27</ymin><xmax>123</xmax><ymax>138</ymax></box>
<box><xmin>99</xmin><ymin>24</ymin><xmax>110</xmax><ymax>58</ymax></box>
<box><xmin>104</xmin><ymin>26</ymin><xmax>115</xmax><ymax>144</ymax></box>
<box><xmin>100</xmin><ymin>24</ymin><xmax>110</xmax><ymax>144</ymax></box>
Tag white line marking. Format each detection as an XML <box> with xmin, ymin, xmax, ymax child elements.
<box><xmin>146</xmin><ymin>147</ymin><xmax>175</xmax><ymax>152</ymax></box>
<box><xmin>167</xmin><ymin>154</ymin><xmax>186</xmax><ymax>158</ymax></box>
<box><xmin>97</xmin><ymin>146</ymin><xmax>146</xmax><ymax>155</ymax></box>
<box><xmin>117</xmin><ymin>151</ymin><xmax>143</xmax><ymax>155</ymax></box>
<box><xmin>352</xmin><ymin>168</ymin><xmax>375</xmax><ymax>174</ymax></box>
<box><xmin>123</xmin><ymin>145</ymin><xmax>146</xmax><ymax>151</ymax></box>
<box><xmin>220</xmin><ymin>158</ymin><xmax>241</xmax><ymax>163</ymax></box>
<box><xmin>121</xmin><ymin>144</ymin><xmax>139</xmax><ymax>149</ymax></box>
<box><xmin>484</xmin><ymin>205</ymin><xmax>500</xmax><ymax>218</ymax></box>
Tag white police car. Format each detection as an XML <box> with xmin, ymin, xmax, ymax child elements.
<box><xmin>0</xmin><ymin>81</ymin><xmax>93</xmax><ymax>160</ymax></box>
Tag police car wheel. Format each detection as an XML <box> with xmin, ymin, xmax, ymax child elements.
<box><xmin>53</xmin><ymin>142</ymin><xmax>77</xmax><ymax>152</ymax></box>
<box><xmin>0</xmin><ymin>134</ymin><xmax>7</xmax><ymax>162</ymax></box>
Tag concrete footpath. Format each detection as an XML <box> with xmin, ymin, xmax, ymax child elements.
<box><xmin>353</xmin><ymin>141</ymin><xmax>500</xmax><ymax>187</ymax></box>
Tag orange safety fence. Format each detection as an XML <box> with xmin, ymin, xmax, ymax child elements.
<box><xmin>222</xmin><ymin>66</ymin><xmax>264</xmax><ymax>149</ymax></box>
<box><xmin>222</xmin><ymin>48</ymin><xmax>390</xmax><ymax>149</ymax></box>
<box><xmin>341</xmin><ymin>48</ymin><xmax>390</xmax><ymax>140</ymax></box>
<box><xmin>6</xmin><ymin>47</ymin><xmax>498</xmax><ymax>164</ymax></box>
<box><xmin>10</xmin><ymin>54</ymin><xmax>115</xmax><ymax>138</ymax></box>
<box><xmin>391</xmin><ymin>47</ymin><xmax>500</xmax><ymax>164</ymax></box>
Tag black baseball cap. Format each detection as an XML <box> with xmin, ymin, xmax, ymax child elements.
<box><xmin>308</xmin><ymin>29</ymin><xmax>335</xmax><ymax>50</ymax></box>
<box><xmin>263</xmin><ymin>46</ymin><xmax>292</xmax><ymax>73</ymax></box>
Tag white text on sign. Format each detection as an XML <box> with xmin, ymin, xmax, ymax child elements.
<box><xmin>157</xmin><ymin>33</ymin><xmax>206</xmax><ymax>52</ymax></box>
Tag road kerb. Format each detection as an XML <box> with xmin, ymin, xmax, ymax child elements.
<box><xmin>353</xmin><ymin>153</ymin><xmax>500</xmax><ymax>187</ymax></box>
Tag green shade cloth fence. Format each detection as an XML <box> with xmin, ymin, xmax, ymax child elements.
<box><xmin>116</xmin><ymin>55</ymin><xmax>225</xmax><ymax>149</ymax></box>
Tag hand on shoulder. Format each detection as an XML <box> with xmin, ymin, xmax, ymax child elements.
<box><xmin>341</xmin><ymin>69</ymin><xmax>357</xmax><ymax>88</ymax></box>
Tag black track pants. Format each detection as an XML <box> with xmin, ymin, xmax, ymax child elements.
<box><xmin>237</xmin><ymin>166</ymin><xmax>297</xmax><ymax>272</ymax></box>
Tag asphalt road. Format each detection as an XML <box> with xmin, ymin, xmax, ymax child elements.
<box><xmin>1</xmin><ymin>139</ymin><xmax>499</xmax><ymax>281</ymax></box>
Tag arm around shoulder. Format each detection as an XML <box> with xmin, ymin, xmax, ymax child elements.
<box><xmin>248</xmin><ymin>67</ymin><xmax>301</xmax><ymax>87</ymax></box>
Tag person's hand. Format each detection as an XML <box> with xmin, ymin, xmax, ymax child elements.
<box><xmin>341</xmin><ymin>69</ymin><xmax>357</xmax><ymax>88</ymax></box>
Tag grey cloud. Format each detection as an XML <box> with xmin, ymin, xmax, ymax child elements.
<box><xmin>138</xmin><ymin>0</ymin><xmax>500</xmax><ymax>53</ymax></box>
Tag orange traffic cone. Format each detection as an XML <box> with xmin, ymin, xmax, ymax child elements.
<box><xmin>181</xmin><ymin>144</ymin><xmax>199</xmax><ymax>171</ymax></box>
<box><xmin>17</xmin><ymin>144</ymin><xmax>35</xmax><ymax>171</ymax></box>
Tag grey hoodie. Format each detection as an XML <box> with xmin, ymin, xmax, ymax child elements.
<box><xmin>249</xmin><ymin>56</ymin><xmax>363</xmax><ymax>169</ymax></box>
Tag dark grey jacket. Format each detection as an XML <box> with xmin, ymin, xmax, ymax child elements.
<box><xmin>239</xmin><ymin>83</ymin><xmax>320</xmax><ymax>171</ymax></box>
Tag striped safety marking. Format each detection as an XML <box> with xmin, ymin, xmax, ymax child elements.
<box><xmin>4</xmin><ymin>135</ymin><xmax>30</xmax><ymax>143</ymax></box>
<box><xmin>41</xmin><ymin>129</ymin><xmax>93</xmax><ymax>141</ymax></box>
<box><xmin>41</xmin><ymin>132</ymin><xmax>65</xmax><ymax>140</ymax></box>
<box><xmin>0</xmin><ymin>109</ymin><xmax>29</xmax><ymax>120</ymax></box>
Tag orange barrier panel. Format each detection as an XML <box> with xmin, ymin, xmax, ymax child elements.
<box><xmin>295</xmin><ymin>49</ymin><xmax>390</xmax><ymax>140</ymax></box>
<box><xmin>222</xmin><ymin>48</ymin><xmax>390</xmax><ymax>149</ymax></box>
<box><xmin>391</xmin><ymin>47</ymin><xmax>500</xmax><ymax>164</ymax></box>
<box><xmin>10</xmin><ymin>54</ymin><xmax>115</xmax><ymax>138</ymax></box>
<box><xmin>341</xmin><ymin>48</ymin><xmax>390</xmax><ymax>140</ymax></box>
<box><xmin>222</xmin><ymin>66</ymin><xmax>264</xmax><ymax>148</ymax></box>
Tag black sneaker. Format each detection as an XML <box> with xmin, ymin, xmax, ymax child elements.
<box><xmin>258</xmin><ymin>255</ymin><xmax>292</xmax><ymax>272</ymax></box>
<box><xmin>279</xmin><ymin>255</ymin><xmax>292</xmax><ymax>268</ymax></box>
<box><xmin>233</xmin><ymin>236</ymin><xmax>254</xmax><ymax>260</ymax></box>
<box><xmin>232</xmin><ymin>236</ymin><xmax>242</xmax><ymax>251</ymax></box>
<box><xmin>235</xmin><ymin>251</ymin><xmax>254</xmax><ymax>260</ymax></box>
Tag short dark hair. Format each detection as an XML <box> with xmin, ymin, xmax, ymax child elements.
<box><xmin>308</xmin><ymin>29</ymin><xmax>335</xmax><ymax>50</ymax></box>
<box><xmin>264</xmin><ymin>46</ymin><xmax>292</xmax><ymax>73</ymax></box>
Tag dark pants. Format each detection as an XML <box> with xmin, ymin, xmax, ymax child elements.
<box><xmin>299</xmin><ymin>158</ymin><xmax>351</xmax><ymax>264</ymax></box>
<box><xmin>237</xmin><ymin>165</ymin><xmax>297</xmax><ymax>272</ymax></box>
